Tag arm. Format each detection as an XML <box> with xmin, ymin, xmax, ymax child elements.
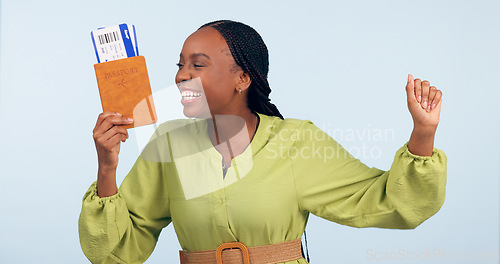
<box><xmin>291</xmin><ymin>75</ymin><xmax>446</xmax><ymax>229</ymax></box>
<box><xmin>80</xmin><ymin>122</ymin><xmax>172</xmax><ymax>263</ymax></box>
<box><xmin>290</xmin><ymin>121</ymin><xmax>447</xmax><ymax>229</ymax></box>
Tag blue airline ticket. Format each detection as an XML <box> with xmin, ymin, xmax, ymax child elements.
<box><xmin>91</xmin><ymin>23</ymin><xmax>139</xmax><ymax>63</ymax></box>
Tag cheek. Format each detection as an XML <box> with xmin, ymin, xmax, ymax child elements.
<box><xmin>201</xmin><ymin>71</ymin><xmax>235</xmax><ymax>102</ymax></box>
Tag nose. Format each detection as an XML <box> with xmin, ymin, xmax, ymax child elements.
<box><xmin>175</xmin><ymin>65</ymin><xmax>192</xmax><ymax>84</ymax></box>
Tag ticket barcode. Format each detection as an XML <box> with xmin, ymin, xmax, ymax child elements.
<box><xmin>97</xmin><ymin>31</ymin><xmax>120</xmax><ymax>45</ymax></box>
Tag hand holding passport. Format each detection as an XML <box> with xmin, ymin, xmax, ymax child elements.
<box><xmin>91</xmin><ymin>23</ymin><xmax>157</xmax><ymax>129</ymax></box>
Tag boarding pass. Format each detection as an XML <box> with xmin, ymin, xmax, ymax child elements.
<box><xmin>91</xmin><ymin>23</ymin><xmax>139</xmax><ymax>63</ymax></box>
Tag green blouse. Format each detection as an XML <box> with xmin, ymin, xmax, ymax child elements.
<box><xmin>78</xmin><ymin>112</ymin><xmax>447</xmax><ymax>264</ymax></box>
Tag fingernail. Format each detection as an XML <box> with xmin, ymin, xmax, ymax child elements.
<box><xmin>407</xmin><ymin>74</ymin><xmax>410</xmax><ymax>83</ymax></box>
<box><xmin>432</xmin><ymin>103</ymin><xmax>436</xmax><ymax>110</ymax></box>
<box><xmin>418</xmin><ymin>96</ymin><xmax>421</xmax><ymax>103</ymax></box>
<box><xmin>427</xmin><ymin>104</ymin><xmax>431</xmax><ymax>112</ymax></box>
<box><xmin>422</xmin><ymin>101</ymin><xmax>428</xmax><ymax>109</ymax></box>
<box><xmin>115</xmin><ymin>112</ymin><xmax>122</xmax><ymax>116</ymax></box>
<box><xmin>127</xmin><ymin>118</ymin><xmax>133</xmax><ymax>122</ymax></box>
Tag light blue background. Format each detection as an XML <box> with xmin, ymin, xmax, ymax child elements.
<box><xmin>1</xmin><ymin>0</ymin><xmax>498</xmax><ymax>263</ymax></box>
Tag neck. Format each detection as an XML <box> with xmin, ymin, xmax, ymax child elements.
<box><xmin>205</xmin><ymin>109</ymin><xmax>259</xmax><ymax>148</ymax></box>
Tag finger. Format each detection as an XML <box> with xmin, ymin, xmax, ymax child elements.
<box><xmin>99</xmin><ymin>125</ymin><xmax>128</xmax><ymax>143</ymax></box>
<box><xmin>95</xmin><ymin>131</ymin><xmax>126</xmax><ymax>156</ymax></box>
<box><xmin>430</xmin><ymin>89</ymin><xmax>442</xmax><ymax>110</ymax></box>
<box><xmin>100</xmin><ymin>116</ymin><xmax>133</xmax><ymax>133</ymax></box>
<box><xmin>121</xmin><ymin>134</ymin><xmax>129</xmax><ymax>142</ymax></box>
<box><xmin>420</xmin><ymin>80</ymin><xmax>430</xmax><ymax>110</ymax></box>
<box><xmin>94</xmin><ymin>116</ymin><xmax>133</xmax><ymax>139</ymax></box>
<box><xmin>105</xmin><ymin>133</ymin><xmax>127</xmax><ymax>150</ymax></box>
<box><xmin>94</xmin><ymin>112</ymin><xmax>123</xmax><ymax>133</ymax></box>
<box><xmin>111</xmin><ymin>125</ymin><xmax>129</xmax><ymax>141</ymax></box>
<box><xmin>436</xmin><ymin>98</ymin><xmax>443</xmax><ymax>110</ymax></box>
<box><xmin>414</xmin><ymin>77</ymin><xmax>422</xmax><ymax>103</ymax></box>
<box><xmin>427</xmin><ymin>86</ymin><xmax>437</xmax><ymax>112</ymax></box>
<box><xmin>406</xmin><ymin>74</ymin><xmax>417</xmax><ymax>103</ymax></box>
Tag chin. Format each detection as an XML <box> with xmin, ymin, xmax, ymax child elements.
<box><xmin>182</xmin><ymin>106</ymin><xmax>212</xmax><ymax>119</ymax></box>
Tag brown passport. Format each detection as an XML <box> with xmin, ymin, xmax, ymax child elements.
<box><xmin>94</xmin><ymin>55</ymin><xmax>157</xmax><ymax>129</ymax></box>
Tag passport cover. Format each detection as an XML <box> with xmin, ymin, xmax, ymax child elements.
<box><xmin>94</xmin><ymin>56</ymin><xmax>157</xmax><ymax>129</ymax></box>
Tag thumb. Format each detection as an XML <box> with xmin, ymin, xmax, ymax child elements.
<box><xmin>406</xmin><ymin>73</ymin><xmax>417</xmax><ymax>103</ymax></box>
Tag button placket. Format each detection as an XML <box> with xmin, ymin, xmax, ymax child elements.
<box><xmin>209</xmin><ymin>155</ymin><xmax>238</xmax><ymax>242</ymax></box>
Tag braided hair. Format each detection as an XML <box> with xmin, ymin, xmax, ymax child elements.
<box><xmin>198</xmin><ymin>20</ymin><xmax>284</xmax><ymax>120</ymax></box>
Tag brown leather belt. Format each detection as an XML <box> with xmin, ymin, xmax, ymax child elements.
<box><xmin>179</xmin><ymin>238</ymin><xmax>303</xmax><ymax>264</ymax></box>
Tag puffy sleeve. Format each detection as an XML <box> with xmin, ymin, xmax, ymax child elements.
<box><xmin>78</xmin><ymin>142</ymin><xmax>172</xmax><ymax>263</ymax></box>
<box><xmin>290</xmin><ymin>120</ymin><xmax>447</xmax><ymax>229</ymax></box>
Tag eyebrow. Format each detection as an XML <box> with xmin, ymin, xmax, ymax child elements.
<box><xmin>179</xmin><ymin>53</ymin><xmax>212</xmax><ymax>60</ymax></box>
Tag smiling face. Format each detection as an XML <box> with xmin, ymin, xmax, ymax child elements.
<box><xmin>175</xmin><ymin>26</ymin><xmax>251</xmax><ymax>118</ymax></box>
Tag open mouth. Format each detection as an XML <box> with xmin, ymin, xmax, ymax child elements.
<box><xmin>180</xmin><ymin>90</ymin><xmax>203</xmax><ymax>105</ymax></box>
<box><xmin>181</xmin><ymin>90</ymin><xmax>202</xmax><ymax>100</ymax></box>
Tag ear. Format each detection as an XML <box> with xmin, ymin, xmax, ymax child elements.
<box><xmin>236</xmin><ymin>71</ymin><xmax>252</xmax><ymax>92</ymax></box>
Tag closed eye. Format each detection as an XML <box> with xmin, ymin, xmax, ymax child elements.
<box><xmin>176</xmin><ymin>63</ymin><xmax>204</xmax><ymax>68</ymax></box>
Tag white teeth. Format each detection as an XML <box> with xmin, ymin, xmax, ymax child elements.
<box><xmin>181</xmin><ymin>91</ymin><xmax>202</xmax><ymax>97</ymax></box>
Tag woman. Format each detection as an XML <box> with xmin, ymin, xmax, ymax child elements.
<box><xmin>79</xmin><ymin>20</ymin><xmax>446</xmax><ymax>264</ymax></box>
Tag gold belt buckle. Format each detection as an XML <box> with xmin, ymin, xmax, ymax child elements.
<box><xmin>216</xmin><ymin>242</ymin><xmax>250</xmax><ymax>264</ymax></box>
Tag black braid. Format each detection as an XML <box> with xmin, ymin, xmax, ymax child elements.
<box><xmin>198</xmin><ymin>20</ymin><xmax>284</xmax><ymax>120</ymax></box>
